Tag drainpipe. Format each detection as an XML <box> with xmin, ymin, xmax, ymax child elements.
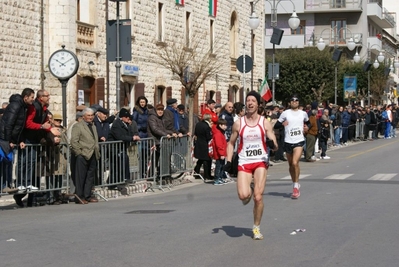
<box><xmin>40</xmin><ymin>0</ymin><xmax>45</xmax><ymax>90</ymax></box>
<box><xmin>106</xmin><ymin>0</ymin><xmax>110</xmax><ymax>110</ymax></box>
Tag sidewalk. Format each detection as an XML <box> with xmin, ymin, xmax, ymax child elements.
<box><xmin>0</xmin><ymin>175</ymin><xmax>202</xmax><ymax>208</ymax></box>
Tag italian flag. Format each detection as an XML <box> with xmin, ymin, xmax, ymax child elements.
<box><xmin>259</xmin><ymin>79</ymin><xmax>272</xmax><ymax>102</ymax></box>
<box><xmin>209</xmin><ymin>0</ymin><xmax>217</xmax><ymax>17</ymax></box>
<box><xmin>176</xmin><ymin>0</ymin><xmax>184</xmax><ymax>6</ymax></box>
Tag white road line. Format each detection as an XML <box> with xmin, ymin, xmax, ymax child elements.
<box><xmin>324</xmin><ymin>174</ymin><xmax>354</xmax><ymax>180</ymax></box>
<box><xmin>368</xmin><ymin>173</ymin><xmax>397</xmax><ymax>181</ymax></box>
<box><xmin>281</xmin><ymin>174</ymin><xmax>311</xmax><ymax>180</ymax></box>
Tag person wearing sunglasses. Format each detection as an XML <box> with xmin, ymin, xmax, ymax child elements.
<box><xmin>274</xmin><ymin>95</ymin><xmax>311</xmax><ymax>199</ymax></box>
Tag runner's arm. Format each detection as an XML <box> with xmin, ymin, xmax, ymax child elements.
<box><xmin>226</xmin><ymin>120</ymin><xmax>240</xmax><ymax>163</ymax></box>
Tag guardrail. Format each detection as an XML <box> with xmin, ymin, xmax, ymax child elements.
<box><xmin>0</xmin><ymin>136</ymin><xmax>195</xmax><ymax>200</ymax></box>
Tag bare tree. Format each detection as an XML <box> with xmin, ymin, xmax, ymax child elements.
<box><xmin>311</xmin><ymin>83</ymin><xmax>325</xmax><ymax>103</ymax></box>
<box><xmin>154</xmin><ymin>31</ymin><xmax>227</xmax><ymax>134</ymax></box>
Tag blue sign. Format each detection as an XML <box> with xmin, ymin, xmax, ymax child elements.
<box><xmin>122</xmin><ymin>64</ymin><xmax>139</xmax><ymax>76</ymax></box>
<box><xmin>343</xmin><ymin>75</ymin><xmax>357</xmax><ymax>101</ymax></box>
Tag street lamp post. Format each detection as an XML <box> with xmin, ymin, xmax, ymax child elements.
<box><xmin>317</xmin><ymin>26</ymin><xmax>356</xmax><ymax>104</ymax></box>
<box><xmin>249</xmin><ymin>0</ymin><xmax>299</xmax><ymax>104</ymax></box>
<box><xmin>248</xmin><ymin>1</ymin><xmax>261</xmax><ymax>92</ymax></box>
<box><xmin>366</xmin><ymin>43</ymin><xmax>385</xmax><ymax>105</ymax></box>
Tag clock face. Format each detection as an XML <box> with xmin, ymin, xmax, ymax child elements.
<box><xmin>49</xmin><ymin>50</ymin><xmax>79</xmax><ymax>80</ymax></box>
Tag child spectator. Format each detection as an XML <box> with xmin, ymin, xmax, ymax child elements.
<box><xmin>319</xmin><ymin>120</ymin><xmax>331</xmax><ymax>159</ymax></box>
<box><xmin>212</xmin><ymin>119</ymin><xmax>227</xmax><ymax>185</ymax></box>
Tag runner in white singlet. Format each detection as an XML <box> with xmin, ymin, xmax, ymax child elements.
<box><xmin>237</xmin><ymin>116</ymin><xmax>268</xmax><ymax>168</ymax></box>
<box><xmin>274</xmin><ymin>95</ymin><xmax>311</xmax><ymax>199</ymax></box>
<box><xmin>224</xmin><ymin>91</ymin><xmax>278</xmax><ymax>240</ymax></box>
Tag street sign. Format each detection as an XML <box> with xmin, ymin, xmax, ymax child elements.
<box><xmin>236</xmin><ymin>55</ymin><xmax>253</xmax><ymax>73</ymax></box>
<box><xmin>268</xmin><ymin>63</ymin><xmax>280</xmax><ymax>80</ymax></box>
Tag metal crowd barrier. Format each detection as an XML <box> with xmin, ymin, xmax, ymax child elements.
<box><xmin>158</xmin><ymin>135</ymin><xmax>193</xmax><ymax>191</ymax></box>
<box><xmin>1</xmin><ymin>136</ymin><xmax>197</xmax><ymax>199</ymax></box>
<box><xmin>96</xmin><ymin>138</ymin><xmax>156</xmax><ymax>196</ymax></box>
<box><xmin>0</xmin><ymin>143</ymin><xmax>70</xmax><ymax>203</ymax></box>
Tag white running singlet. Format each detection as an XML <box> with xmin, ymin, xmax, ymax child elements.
<box><xmin>237</xmin><ymin>116</ymin><xmax>268</xmax><ymax>165</ymax></box>
<box><xmin>278</xmin><ymin>109</ymin><xmax>309</xmax><ymax>144</ymax></box>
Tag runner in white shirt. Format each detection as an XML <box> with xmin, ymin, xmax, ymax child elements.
<box><xmin>274</xmin><ymin>95</ymin><xmax>311</xmax><ymax>199</ymax></box>
<box><xmin>224</xmin><ymin>91</ymin><xmax>278</xmax><ymax>240</ymax></box>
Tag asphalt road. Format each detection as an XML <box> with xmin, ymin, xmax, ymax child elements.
<box><xmin>1</xmin><ymin>138</ymin><xmax>399</xmax><ymax>267</ymax></box>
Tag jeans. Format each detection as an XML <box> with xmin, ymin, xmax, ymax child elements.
<box><xmin>17</xmin><ymin>142</ymin><xmax>38</xmax><ymax>187</ymax></box>
<box><xmin>214</xmin><ymin>159</ymin><xmax>225</xmax><ymax>181</ymax></box>
<box><xmin>384</xmin><ymin>122</ymin><xmax>391</xmax><ymax>138</ymax></box>
<box><xmin>320</xmin><ymin>139</ymin><xmax>327</xmax><ymax>157</ymax></box>
<box><xmin>334</xmin><ymin>127</ymin><xmax>342</xmax><ymax>145</ymax></box>
<box><xmin>341</xmin><ymin>126</ymin><xmax>349</xmax><ymax>143</ymax></box>
<box><xmin>1</xmin><ymin>160</ymin><xmax>13</xmax><ymax>189</ymax></box>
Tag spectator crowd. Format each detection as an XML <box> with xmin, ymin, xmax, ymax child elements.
<box><xmin>1</xmin><ymin>88</ymin><xmax>398</xmax><ymax>207</ymax></box>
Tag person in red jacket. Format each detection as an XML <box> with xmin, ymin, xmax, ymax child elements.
<box><xmin>212</xmin><ymin>119</ymin><xmax>227</xmax><ymax>185</ymax></box>
<box><xmin>202</xmin><ymin>99</ymin><xmax>218</xmax><ymax>124</ymax></box>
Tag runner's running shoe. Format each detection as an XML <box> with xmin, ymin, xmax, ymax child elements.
<box><xmin>252</xmin><ymin>226</ymin><xmax>263</xmax><ymax>240</ymax></box>
<box><xmin>291</xmin><ymin>186</ymin><xmax>300</xmax><ymax>199</ymax></box>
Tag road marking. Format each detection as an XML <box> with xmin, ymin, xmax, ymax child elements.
<box><xmin>324</xmin><ymin>174</ymin><xmax>353</xmax><ymax>180</ymax></box>
<box><xmin>281</xmin><ymin>174</ymin><xmax>311</xmax><ymax>180</ymax></box>
<box><xmin>346</xmin><ymin>140</ymin><xmax>398</xmax><ymax>159</ymax></box>
<box><xmin>368</xmin><ymin>173</ymin><xmax>397</xmax><ymax>181</ymax></box>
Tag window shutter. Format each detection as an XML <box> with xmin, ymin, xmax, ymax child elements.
<box><xmin>216</xmin><ymin>91</ymin><xmax>221</xmax><ymax>104</ymax></box>
<box><xmin>166</xmin><ymin>86</ymin><xmax>172</xmax><ymax>102</ymax></box>
<box><xmin>135</xmin><ymin>83</ymin><xmax>145</xmax><ymax>99</ymax></box>
<box><xmin>95</xmin><ymin>78</ymin><xmax>105</xmax><ymax>105</ymax></box>
<box><xmin>181</xmin><ymin>86</ymin><xmax>186</xmax><ymax>105</ymax></box>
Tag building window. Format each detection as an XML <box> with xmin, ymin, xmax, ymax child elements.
<box><xmin>82</xmin><ymin>76</ymin><xmax>95</xmax><ymax>106</ymax></box>
<box><xmin>331</xmin><ymin>19</ymin><xmax>347</xmax><ymax>44</ymax></box>
<box><xmin>156</xmin><ymin>86</ymin><xmax>165</xmax><ymax>104</ymax></box>
<box><xmin>330</xmin><ymin>0</ymin><xmax>346</xmax><ymax>8</ymax></box>
<box><xmin>77</xmin><ymin>0</ymin><xmax>90</xmax><ymax>23</ymax></box>
<box><xmin>157</xmin><ymin>2</ymin><xmax>164</xmax><ymax>42</ymax></box>
<box><xmin>291</xmin><ymin>20</ymin><xmax>306</xmax><ymax>35</ymax></box>
<box><xmin>186</xmin><ymin>11</ymin><xmax>191</xmax><ymax>47</ymax></box>
<box><xmin>210</xmin><ymin>19</ymin><xmax>214</xmax><ymax>53</ymax></box>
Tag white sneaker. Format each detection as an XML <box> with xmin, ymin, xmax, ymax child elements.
<box><xmin>321</xmin><ymin>156</ymin><xmax>331</xmax><ymax>159</ymax></box>
<box><xmin>26</xmin><ymin>185</ymin><xmax>39</xmax><ymax>191</ymax></box>
<box><xmin>17</xmin><ymin>186</ymin><xmax>26</xmax><ymax>191</ymax></box>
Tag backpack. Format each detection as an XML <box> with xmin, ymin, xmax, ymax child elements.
<box><xmin>208</xmin><ymin>139</ymin><xmax>214</xmax><ymax>158</ymax></box>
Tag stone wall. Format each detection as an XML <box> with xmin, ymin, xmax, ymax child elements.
<box><xmin>0</xmin><ymin>0</ymin><xmax>264</xmax><ymax>121</ymax></box>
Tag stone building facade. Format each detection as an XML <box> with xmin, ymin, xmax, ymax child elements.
<box><xmin>0</xmin><ymin>0</ymin><xmax>265</xmax><ymax>126</ymax></box>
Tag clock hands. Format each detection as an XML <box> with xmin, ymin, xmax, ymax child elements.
<box><xmin>54</xmin><ymin>59</ymin><xmax>66</xmax><ymax>67</ymax></box>
<box><xmin>61</xmin><ymin>58</ymin><xmax>73</xmax><ymax>66</ymax></box>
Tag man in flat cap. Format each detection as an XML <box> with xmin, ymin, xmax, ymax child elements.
<box><xmin>177</xmin><ymin>104</ymin><xmax>189</xmax><ymax>135</ymax></box>
<box><xmin>163</xmin><ymin>98</ymin><xmax>183</xmax><ymax>136</ymax></box>
<box><xmin>93</xmin><ymin>106</ymin><xmax>110</xmax><ymax>143</ymax></box>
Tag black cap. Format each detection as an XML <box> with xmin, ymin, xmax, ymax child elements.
<box><xmin>119</xmin><ymin>108</ymin><xmax>132</xmax><ymax>119</ymax></box>
<box><xmin>246</xmin><ymin>91</ymin><xmax>261</xmax><ymax>105</ymax></box>
<box><xmin>97</xmin><ymin>107</ymin><xmax>109</xmax><ymax>115</ymax></box>
<box><xmin>166</xmin><ymin>98</ymin><xmax>177</xmax><ymax>105</ymax></box>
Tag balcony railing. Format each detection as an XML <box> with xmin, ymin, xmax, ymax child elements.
<box><xmin>77</xmin><ymin>21</ymin><xmax>96</xmax><ymax>49</ymax></box>
<box><xmin>305</xmin><ymin>0</ymin><xmax>362</xmax><ymax>12</ymax></box>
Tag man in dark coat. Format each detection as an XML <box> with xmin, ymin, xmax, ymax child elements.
<box><xmin>147</xmin><ymin>104</ymin><xmax>176</xmax><ymax>180</ymax></box>
<box><xmin>14</xmin><ymin>89</ymin><xmax>60</xmax><ymax>207</ymax></box>
<box><xmin>0</xmin><ymin>88</ymin><xmax>35</xmax><ymax>195</ymax></box>
<box><xmin>219</xmin><ymin>102</ymin><xmax>234</xmax><ymax>141</ymax></box>
<box><xmin>193</xmin><ymin>113</ymin><xmax>213</xmax><ymax>180</ymax></box>
<box><xmin>108</xmin><ymin>108</ymin><xmax>140</xmax><ymax>183</ymax></box>
<box><xmin>177</xmin><ymin>104</ymin><xmax>189</xmax><ymax>135</ymax></box>
<box><xmin>93</xmin><ymin>106</ymin><xmax>111</xmax><ymax>142</ymax></box>
<box><xmin>163</xmin><ymin>98</ymin><xmax>183</xmax><ymax>136</ymax></box>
